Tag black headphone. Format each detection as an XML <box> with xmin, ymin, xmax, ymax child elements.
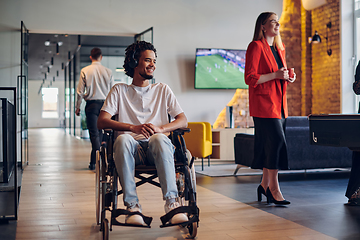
<box><xmin>128</xmin><ymin>49</ymin><xmax>138</xmax><ymax>68</ymax></box>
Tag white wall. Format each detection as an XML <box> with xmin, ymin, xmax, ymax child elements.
<box><xmin>0</xmin><ymin>0</ymin><xmax>283</xmax><ymax>126</ymax></box>
<box><xmin>341</xmin><ymin>0</ymin><xmax>356</xmax><ymax>113</ymax></box>
<box><xmin>28</xmin><ymin>80</ymin><xmax>65</xmax><ymax>128</ymax></box>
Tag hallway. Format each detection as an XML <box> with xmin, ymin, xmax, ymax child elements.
<box><xmin>14</xmin><ymin>128</ymin><xmax>340</xmax><ymax>239</ymax></box>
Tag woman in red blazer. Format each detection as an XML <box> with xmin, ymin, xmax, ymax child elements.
<box><xmin>245</xmin><ymin>12</ymin><xmax>296</xmax><ymax>205</ymax></box>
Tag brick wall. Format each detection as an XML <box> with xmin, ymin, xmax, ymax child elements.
<box><xmin>310</xmin><ymin>0</ymin><xmax>340</xmax><ymax>114</ymax></box>
<box><xmin>213</xmin><ymin>89</ymin><xmax>252</xmax><ymax>129</ymax></box>
<box><xmin>279</xmin><ymin>0</ymin><xmax>303</xmax><ymax>116</ymax></box>
<box><xmin>301</xmin><ymin>5</ymin><xmax>313</xmax><ymax>116</ymax></box>
<box><xmin>282</xmin><ymin>0</ymin><xmax>340</xmax><ymax>115</ymax></box>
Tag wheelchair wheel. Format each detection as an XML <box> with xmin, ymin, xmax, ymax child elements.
<box><xmin>187</xmin><ymin>221</ymin><xmax>197</xmax><ymax>239</ymax></box>
<box><xmin>102</xmin><ymin>218</ymin><xmax>109</xmax><ymax>240</ymax></box>
<box><xmin>96</xmin><ymin>147</ymin><xmax>107</xmax><ymax>226</ymax></box>
<box><xmin>95</xmin><ymin>150</ymin><xmax>102</xmax><ymax>225</ymax></box>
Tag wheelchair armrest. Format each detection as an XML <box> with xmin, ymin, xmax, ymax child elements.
<box><xmin>173</xmin><ymin>128</ymin><xmax>190</xmax><ymax>135</ymax></box>
<box><xmin>102</xmin><ymin>128</ymin><xmax>189</xmax><ymax>136</ymax></box>
<box><xmin>102</xmin><ymin>129</ymin><xmax>113</xmax><ymax>134</ymax></box>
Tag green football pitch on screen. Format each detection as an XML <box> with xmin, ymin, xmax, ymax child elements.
<box><xmin>195</xmin><ymin>54</ymin><xmax>248</xmax><ymax>89</ymax></box>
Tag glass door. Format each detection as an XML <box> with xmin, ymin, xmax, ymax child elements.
<box><xmin>134</xmin><ymin>27</ymin><xmax>153</xmax><ymax>43</ymax></box>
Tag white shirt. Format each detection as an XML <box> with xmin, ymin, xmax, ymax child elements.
<box><xmin>76</xmin><ymin>62</ymin><xmax>114</xmax><ymax>109</ymax></box>
<box><xmin>101</xmin><ymin>82</ymin><xmax>183</xmax><ymax>140</ymax></box>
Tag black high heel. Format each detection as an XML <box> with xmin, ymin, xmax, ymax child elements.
<box><xmin>266</xmin><ymin>188</ymin><xmax>290</xmax><ymax>205</ymax></box>
<box><xmin>257</xmin><ymin>185</ymin><xmax>267</xmax><ymax>202</ymax></box>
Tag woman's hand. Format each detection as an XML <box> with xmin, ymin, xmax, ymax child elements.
<box><xmin>274</xmin><ymin>67</ymin><xmax>289</xmax><ymax>80</ymax></box>
<box><xmin>288</xmin><ymin>72</ymin><xmax>296</xmax><ymax>83</ymax></box>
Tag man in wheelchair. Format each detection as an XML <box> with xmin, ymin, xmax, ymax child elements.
<box><xmin>97</xmin><ymin>41</ymin><xmax>189</xmax><ymax>227</ymax></box>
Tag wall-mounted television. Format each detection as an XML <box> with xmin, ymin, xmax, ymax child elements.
<box><xmin>194</xmin><ymin>48</ymin><xmax>248</xmax><ymax>89</ymax></box>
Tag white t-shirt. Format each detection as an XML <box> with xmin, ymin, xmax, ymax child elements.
<box><xmin>101</xmin><ymin>82</ymin><xmax>184</xmax><ymax>140</ymax></box>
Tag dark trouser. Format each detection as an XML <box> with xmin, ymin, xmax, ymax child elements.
<box><xmin>85</xmin><ymin>100</ymin><xmax>104</xmax><ymax>165</ymax></box>
<box><xmin>345</xmin><ymin>151</ymin><xmax>360</xmax><ymax>199</ymax></box>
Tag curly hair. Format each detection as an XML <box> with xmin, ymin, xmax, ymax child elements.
<box><xmin>123</xmin><ymin>41</ymin><xmax>157</xmax><ymax>78</ymax></box>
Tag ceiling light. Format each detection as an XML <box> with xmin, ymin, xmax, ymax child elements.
<box><xmin>302</xmin><ymin>0</ymin><xmax>326</xmax><ymax>10</ymax></box>
<box><xmin>57</xmin><ymin>41</ymin><xmax>63</xmax><ymax>46</ymax></box>
<box><xmin>44</xmin><ymin>40</ymin><xmax>51</xmax><ymax>46</ymax></box>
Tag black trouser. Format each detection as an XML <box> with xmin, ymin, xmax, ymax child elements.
<box><xmin>252</xmin><ymin>116</ymin><xmax>288</xmax><ymax>170</ymax></box>
<box><xmin>346</xmin><ymin>151</ymin><xmax>360</xmax><ymax>199</ymax></box>
<box><xmin>85</xmin><ymin>100</ymin><xmax>104</xmax><ymax>165</ymax></box>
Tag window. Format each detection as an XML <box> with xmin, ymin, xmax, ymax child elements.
<box><xmin>42</xmin><ymin>88</ymin><xmax>59</xmax><ymax>118</ymax></box>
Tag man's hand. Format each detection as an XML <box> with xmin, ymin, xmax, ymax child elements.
<box><xmin>146</xmin><ymin>123</ymin><xmax>164</xmax><ymax>134</ymax></box>
<box><xmin>130</xmin><ymin>124</ymin><xmax>155</xmax><ymax>139</ymax></box>
<box><xmin>75</xmin><ymin>108</ymin><xmax>80</xmax><ymax>116</ymax></box>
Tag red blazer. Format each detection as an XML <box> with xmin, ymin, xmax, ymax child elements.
<box><xmin>245</xmin><ymin>39</ymin><xmax>288</xmax><ymax>119</ymax></box>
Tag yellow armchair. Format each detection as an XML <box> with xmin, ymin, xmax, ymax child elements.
<box><xmin>183</xmin><ymin>122</ymin><xmax>212</xmax><ymax>170</ymax></box>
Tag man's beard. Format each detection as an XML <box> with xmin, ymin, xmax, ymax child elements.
<box><xmin>139</xmin><ymin>72</ymin><xmax>154</xmax><ymax>80</ymax></box>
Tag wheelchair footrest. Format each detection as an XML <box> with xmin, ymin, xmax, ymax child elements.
<box><xmin>159</xmin><ymin>205</ymin><xmax>199</xmax><ymax>228</ymax></box>
<box><xmin>111</xmin><ymin>208</ymin><xmax>153</xmax><ymax>228</ymax></box>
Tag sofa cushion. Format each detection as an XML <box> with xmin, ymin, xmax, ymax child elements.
<box><xmin>234</xmin><ymin>116</ymin><xmax>353</xmax><ymax>170</ymax></box>
<box><xmin>234</xmin><ymin>133</ymin><xmax>254</xmax><ymax>167</ymax></box>
<box><xmin>286</xmin><ymin>116</ymin><xmax>308</xmax><ymax>128</ymax></box>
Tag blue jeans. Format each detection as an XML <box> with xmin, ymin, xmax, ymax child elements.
<box><xmin>113</xmin><ymin>133</ymin><xmax>178</xmax><ymax>208</ymax></box>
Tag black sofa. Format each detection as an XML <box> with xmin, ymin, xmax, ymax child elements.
<box><xmin>234</xmin><ymin>116</ymin><xmax>352</xmax><ymax>171</ymax></box>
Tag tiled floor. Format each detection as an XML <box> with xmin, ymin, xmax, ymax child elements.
<box><xmin>2</xmin><ymin>128</ymin><xmax>358</xmax><ymax>239</ymax></box>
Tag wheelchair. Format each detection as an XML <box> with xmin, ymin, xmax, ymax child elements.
<box><xmin>95</xmin><ymin>128</ymin><xmax>199</xmax><ymax>240</ymax></box>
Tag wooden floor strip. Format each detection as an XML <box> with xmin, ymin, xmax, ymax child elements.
<box><xmin>16</xmin><ymin>128</ymin><xmax>336</xmax><ymax>240</ymax></box>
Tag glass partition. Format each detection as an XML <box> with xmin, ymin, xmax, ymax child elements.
<box><xmin>0</xmin><ymin>87</ymin><xmax>18</xmax><ymax>221</ymax></box>
<box><xmin>355</xmin><ymin>0</ymin><xmax>360</xmax><ymax>111</ymax></box>
<box><xmin>20</xmin><ymin>21</ymin><xmax>29</xmax><ymax>168</ymax></box>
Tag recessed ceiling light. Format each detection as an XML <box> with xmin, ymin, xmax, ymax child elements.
<box><xmin>44</xmin><ymin>40</ymin><xmax>51</xmax><ymax>46</ymax></box>
<box><xmin>58</xmin><ymin>41</ymin><xmax>63</xmax><ymax>46</ymax></box>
